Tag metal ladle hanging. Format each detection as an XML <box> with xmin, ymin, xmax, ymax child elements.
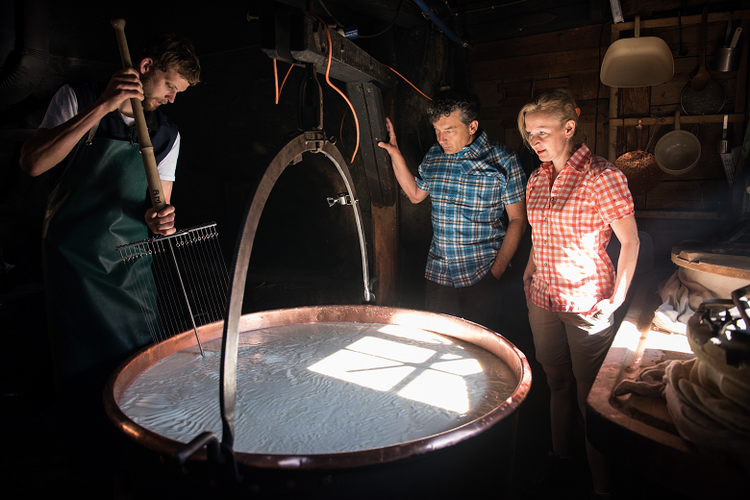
<box><xmin>639</xmin><ymin>122</ymin><xmax>658</xmax><ymax>166</ymax></box>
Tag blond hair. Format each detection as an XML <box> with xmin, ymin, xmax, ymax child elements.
<box><xmin>517</xmin><ymin>89</ymin><xmax>579</xmax><ymax>153</ymax></box>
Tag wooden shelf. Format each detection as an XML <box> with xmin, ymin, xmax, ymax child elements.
<box><xmin>607</xmin><ymin>9</ymin><xmax>748</xmax><ymax>215</ymax></box>
<box><xmin>609</xmin><ymin>113</ymin><xmax>745</xmax><ymax>127</ymax></box>
<box><xmin>635</xmin><ymin>210</ymin><xmax>733</xmax><ymax>220</ymax></box>
<box><xmin>611</xmin><ymin>11</ymin><xmax>749</xmax><ymax>32</ymax></box>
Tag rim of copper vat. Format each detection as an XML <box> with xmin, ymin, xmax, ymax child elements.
<box><xmin>104</xmin><ymin>304</ymin><xmax>532</xmax><ymax>471</ymax></box>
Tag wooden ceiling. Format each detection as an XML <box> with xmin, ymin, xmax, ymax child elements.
<box><xmin>297</xmin><ymin>0</ymin><xmax>748</xmax><ymax>46</ymax></box>
<box><xmin>40</xmin><ymin>0</ymin><xmax>749</xmax><ymax>63</ymax></box>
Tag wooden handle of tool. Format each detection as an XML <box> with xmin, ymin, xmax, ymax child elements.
<box><xmin>730</xmin><ymin>27</ymin><xmax>742</xmax><ymax>48</ymax></box>
<box><xmin>110</xmin><ymin>18</ymin><xmax>167</xmax><ymax>212</ymax></box>
<box><xmin>699</xmin><ymin>8</ymin><xmax>707</xmax><ymax>68</ymax></box>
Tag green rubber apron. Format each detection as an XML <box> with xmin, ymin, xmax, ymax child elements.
<box><xmin>42</xmin><ymin>134</ymin><xmax>156</xmax><ymax>390</ymax></box>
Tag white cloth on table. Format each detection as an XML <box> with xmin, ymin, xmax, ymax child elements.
<box><xmin>653</xmin><ymin>268</ymin><xmax>729</xmax><ymax>335</ymax></box>
<box><xmin>615</xmin><ymin>357</ymin><xmax>750</xmax><ymax>468</ymax></box>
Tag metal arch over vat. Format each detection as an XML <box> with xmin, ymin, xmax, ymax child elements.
<box><xmin>220</xmin><ymin>131</ymin><xmax>373</xmax><ymax>451</ymax></box>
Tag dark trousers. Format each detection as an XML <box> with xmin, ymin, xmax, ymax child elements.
<box><xmin>424</xmin><ymin>265</ymin><xmax>532</xmax><ymax>351</ymax></box>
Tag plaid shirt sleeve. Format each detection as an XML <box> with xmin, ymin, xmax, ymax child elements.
<box><xmin>591</xmin><ymin>163</ymin><xmax>634</xmax><ymax>225</ymax></box>
<box><xmin>415</xmin><ymin>144</ymin><xmax>443</xmax><ymax>192</ymax></box>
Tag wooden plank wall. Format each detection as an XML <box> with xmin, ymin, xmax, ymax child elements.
<box><xmin>469</xmin><ymin>10</ymin><xmax>749</xmax><ymax>260</ymax></box>
<box><xmin>470</xmin><ymin>24</ymin><xmax>609</xmax><ymax>159</ymax></box>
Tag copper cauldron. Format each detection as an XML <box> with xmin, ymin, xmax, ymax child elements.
<box><xmin>105</xmin><ymin>305</ymin><xmax>531</xmax><ymax>499</ymax></box>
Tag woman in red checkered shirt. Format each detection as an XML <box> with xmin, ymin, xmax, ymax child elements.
<box><xmin>517</xmin><ymin>89</ymin><xmax>640</xmax><ymax>500</ymax></box>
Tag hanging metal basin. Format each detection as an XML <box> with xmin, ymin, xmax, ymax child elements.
<box><xmin>601</xmin><ymin>16</ymin><xmax>674</xmax><ymax>88</ymax></box>
<box><xmin>654</xmin><ymin>111</ymin><xmax>701</xmax><ymax>176</ymax></box>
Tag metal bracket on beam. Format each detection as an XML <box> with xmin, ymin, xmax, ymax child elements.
<box><xmin>258</xmin><ymin>1</ymin><xmax>300</xmax><ymax>66</ymax></box>
<box><xmin>259</xmin><ymin>2</ymin><xmax>393</xmax><ymax>89</ymax></box>
<box><xmin>303</xmin><ymin>130</ymin><xmax>328</xmax><ymax>152</ymax></box>
<box><xmin>291</xmin><ymin>15</ymin><xmax>393</xmax><ymax>89</ymax></box>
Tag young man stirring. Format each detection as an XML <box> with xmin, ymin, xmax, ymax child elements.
<box><xmin>19</xmin><ymin>32</ymin><xmax>201</xmax><ymax>489</ymax></box>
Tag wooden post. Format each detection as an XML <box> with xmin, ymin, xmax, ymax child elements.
<box><xmin>345</xmin><ymin>83</ymin><xmax>399</xmax><ymax>305</ymax></box>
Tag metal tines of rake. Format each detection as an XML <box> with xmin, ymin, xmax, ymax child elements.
<box><xmin>116</xmin><ymin>222</ymin><xmax>229</xmax><ymax>357</ymax></box>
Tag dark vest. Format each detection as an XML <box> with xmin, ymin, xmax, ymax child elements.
<box><xmin>49</xmin><ymin>81</ymin><xmax>179</xmax><ymax>185</ymax></box>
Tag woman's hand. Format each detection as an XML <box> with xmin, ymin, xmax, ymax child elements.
<box><xmin>590</xmin><ymin>296</ymin><xmax>622</xmax><ymax>319</ymax></box>
<box><xmin>522</xmin><ymin>271</ymin><xmax>534</xmax><ymax>299</ymax></box>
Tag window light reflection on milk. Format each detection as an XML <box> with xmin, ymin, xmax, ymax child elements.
<box><xmin>120</xmin><ymin>322</ymin><xmax>517</xmax><ymax>455</ymax></box>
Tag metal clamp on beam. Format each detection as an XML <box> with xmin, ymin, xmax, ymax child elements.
<box><xmin>303</xmin><ymin>130</ymin><xmax>328</xmax><ymax>152</ymax></box>
<box><xmin>258</xmin><ymin>1</ymin><xmax>393</xmax><ymax>89</ymax></box>
<box><xmin>328</xmin><ymin>192</ymin><xmax>356</xmax><ymax>207</ymax></box>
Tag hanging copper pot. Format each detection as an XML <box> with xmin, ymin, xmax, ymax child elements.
<box><xmin>614</xmin><ymin>119</ymin><xmax>662</xmax><ymax>195</ymax></box>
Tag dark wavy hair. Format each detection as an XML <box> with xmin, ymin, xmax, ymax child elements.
<box><xmin>135</xmin><ymin>33</ymin><xmax>201</xmax><ymax>86</ymax></box>
<box><xmin>426</xmin><ymin>89</ymin><xmax>480</xmax><ymax>125</ymax></box>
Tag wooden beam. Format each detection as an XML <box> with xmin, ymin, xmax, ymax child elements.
<box><xmin>611</xmin><ymin>11</ymin><xmax>749</xmax><ymax>31</ymax></box>
<box><xmin>372</xmin><ymin>204</ymin><xmax>398</xmax><ymax>306</ymax></box>
<box><xmin>469</xmin><ymin>24</ymin><xmax>607</xmax><ymax>62</ymax></box>
<box><xmin>371</xmin><ymin>90</ymin><xmax>398</xmax><ymax>306</ymax></box>
<box><xmin>610</xmin><ymin>113</ymin><xmax>745</xmax><ymax>126</ymax></box>
<box><xmin>291</xmin><ymin>15</ymin><xmax>394</xmax><ymax>88</ymax></box>
<box><xmin>346</xmin><ymin>82</ymin><xmax>396</xmax><ymax>208</ymax></box>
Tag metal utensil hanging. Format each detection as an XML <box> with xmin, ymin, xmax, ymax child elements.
<box><xmin>600</xmin><ymin>15</ymin><xmax>674</xmax><ymax>88</ymax></box>
<box><xmin>682</xmin><ymin>9</ymin><xmax>726</xmax><ymax>115</ymax></box>
<box><xmin>654</xmin><ymin>111</ymin><xmax>702</xmax><ymax>176</ymax></box>
<box><xmin>715</xmin><ymin>26</ymin><xmax>743</xmax><ymax>72</ymax></box>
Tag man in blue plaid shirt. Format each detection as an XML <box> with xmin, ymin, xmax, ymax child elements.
<box><xmin>379</xmin><ymin>89</ymin><xmax>527</xmax><ymax>334</ymax></box>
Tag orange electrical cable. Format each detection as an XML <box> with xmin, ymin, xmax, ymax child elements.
<box><xmin>272</xmin><ymin>16</ymin><xmax>434</xmax><ymax>162</ymax></box>
<box><xmin>274</xmin><ymin>59</ymin><xmax>279</xmax><ymax>103</ymax></box>
<box><xmin>306</xmin><ymin>11</ymin><xmax>360</xmax><ymax>164</ymax></box>
<box><xmin>273</xmin><ymin>59</ymin><xmax>295</xmax><ymax>105</ymax></box>
<box><xmin>384</xmin><ymin>65</ymin><xmax>433</xmax><ymax>101</ymax></box>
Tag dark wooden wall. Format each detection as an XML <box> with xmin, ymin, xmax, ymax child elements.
<box><xmin>468</xmin><ymin>8</ymin><xmax>750</xmax><ymax>262</ymax></box>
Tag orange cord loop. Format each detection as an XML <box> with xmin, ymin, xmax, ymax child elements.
<box><xmin>271</xmin><ymin>14</ymin><xmax>434</xmax><ymax>164</ymax></box>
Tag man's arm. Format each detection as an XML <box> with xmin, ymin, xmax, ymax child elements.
<box><xmin>378</xmin><ymin>117</ymin><xmax>429</xmax><ymax>204</ymax></box>
<box><xmin>19</xmin><ymin>68</ymin><xmax>144</xmax><ymax>176</ymax></box>
<box><xmin>490</xmin><ymin>200</ymin><xmax>527</xmax><ymax>279</ymax></box>
<box><xmin>144</xmin><ymin>180</ymin><xmax>177</xmax><ymax>236</ymax></box>
<box><xmin>594</xmin><ymin>214</ymin><xmax>640</xmax><ymax>316</ymax></box>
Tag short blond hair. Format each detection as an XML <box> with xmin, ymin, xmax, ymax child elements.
<box><xmin>517</xmin><ymin>89</ymin><xmax>579</xmax><ymax>152</ymax></box>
